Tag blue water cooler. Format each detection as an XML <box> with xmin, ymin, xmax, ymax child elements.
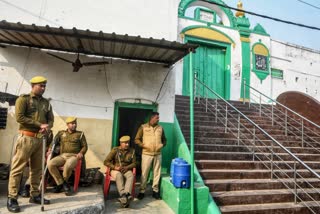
<box><xmin>170</xmin><ymin>158</ymin><xmax>191</xmax><ymax>188</ymax></box>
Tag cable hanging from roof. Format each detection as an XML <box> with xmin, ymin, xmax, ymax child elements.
<box><xmin>199</xmin><ymin>0</ymin><xmax>320</xmax><ymax>31</ymax></box>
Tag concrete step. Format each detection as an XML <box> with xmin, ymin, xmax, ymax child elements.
<box><xmin>199</xmin><ymin>169</ymin><xmax>320</xmax><ymax>179</ymax></box>
<box><xmin>195</xmin><ymin>151</ymin><xmax>320</xmax><ymax>162</ymax></box>
<box><xmin>185</xmin><ymin>137</ymin><xmax>320</xmax><ymax>149</ymax></box>
<box><xmin>194</xmin><ymin>144</ymin><xmax>320</xmax><ymax>154</ymax></box>
<box><xmin>212</xmin><ymin>188</ymin><xmax>320</xmax><ymax>206</ymax></box>
<box><xmin>205</xmin><ymin>178</ymin><xmax>320</xmax><ymax>192</ymax></box>
<box><xmin>196</xmin><ymin>160</ymin><xmax>320</xmax><ymax>170</ymax></box>
<box><xmin>219</xmin><ymin>201</ymin><xmax>319</xmax><ymax>214</ymax></box>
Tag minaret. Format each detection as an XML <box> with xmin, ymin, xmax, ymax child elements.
<box><xmin>235</xmin><ymin>0</ymin><xmax>245</xmax><ymax>17</ymax></box>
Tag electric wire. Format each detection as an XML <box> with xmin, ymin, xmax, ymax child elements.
<box><xmin>297</xmin><ymin>0</ymin><xmax>320</xmax><ymax>10</ymax></box>
<box><xmin>0</xmin><ymin>0</ymin><xmax>59</xmax><ymax>26</ymax></box>
<box><xmin>200</xmin><ymin>0</ymin><xmax>320</xmax><ymax>31</ymax></box>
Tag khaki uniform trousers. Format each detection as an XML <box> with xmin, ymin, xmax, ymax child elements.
<box><xmin>8</xmin><ymin>135</ymin><xmax>42</xmax><ymax>199</ymax></box>
<box><xmin>140</xmin><ymin>154</ymin><xmax>161</xmax><ymax>193</ymax></box>
<box><xmin>111</xmin><ymin>170</ymin><xmax>134</xmax><ymax>196</ymax></box>
<box><xmin>47</xmin><ymin>153</ymin><xmax>78</xmax><ymax>185</ymax></box>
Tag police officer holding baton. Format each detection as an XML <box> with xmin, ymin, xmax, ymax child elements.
<box><xmin>7</xmin><ymin>76</ymin><xmax>54</xmax><ymax>213</ymax></box>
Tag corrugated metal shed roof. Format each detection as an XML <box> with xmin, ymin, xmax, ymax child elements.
<box><xmin>0</xmin><ymin>20</ymin><xmax>198</xmax><ymax>66</ymax></box>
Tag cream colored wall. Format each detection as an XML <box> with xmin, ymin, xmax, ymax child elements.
<box><xmin>0</xmin><ymin>113</ymin><xmax>112</xmax><ymax>172</ymax></box>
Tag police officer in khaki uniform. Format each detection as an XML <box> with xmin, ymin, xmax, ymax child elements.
<box><xmin>47</xmin><ymin>117</ymin><xmax>87</xmax><ymax>196</ymax></box>
<box><xmin>135</xmin><ymin>112</ymin><xmax>166</xmax><ymax>200</ymax></box>
<box><xmin>7</xmin><ymin>76</ymin><xmax>54</xmax><ymax>213</ymax></box>
<box><xmin>104</xmin><ymin>136</ymin><xmax>136</xmax><ymax>208</ymax></box>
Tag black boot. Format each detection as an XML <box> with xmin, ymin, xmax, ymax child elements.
<box><xmin>118</xmin><ymin>194</ymin><xmax>128</xmax><ymax>207</ymax></box>
<box><xmin>152</xmin><ymin>191</ymin><xmax>160</xmax><ymax>199</ymax></box>
<box><xmin>53</xmin><ymin>183</ymin><xmax>63</xmax><ymax>193</ymax></box>
<box><xmin>63</xmin><ymin>181</ymin><xmax>72</xmax><ymax>196</ymax></box>
<box><xmin>29</xmin><ymin>195</ymin><xmax>50</xmax><ymax>204</ymax></box>
<box><xmin>20</xmin><ymin>184</ymin><xmax>30</xmax><ymax>198</ymax></box>
<box><xmin>7</xmin><ymin>198</ymin><xmax>20</xmax><ymax>213</ymax></box>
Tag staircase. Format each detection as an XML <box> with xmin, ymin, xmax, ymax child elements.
<box><xmin>175</xmin><ymin>95</ymin><xmax>320</xmax><ymax>214</ymax></box>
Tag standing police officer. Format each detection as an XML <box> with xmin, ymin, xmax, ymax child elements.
<box><xmin>135</xmin><ymin>112</ymin><xmax>166</xmax><ymax>200</ymax></box>
<box><xmin>7</xmin><ymin>76</ymin><xmax>54</xmax><ymax>213</ymax></box>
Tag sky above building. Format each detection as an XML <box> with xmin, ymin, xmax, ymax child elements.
<box><xmin>224</xmin><ymin>0</ymin><xmax>320</xmax><ymax>50</ymax></box>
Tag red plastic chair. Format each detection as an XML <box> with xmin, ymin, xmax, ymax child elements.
<box><xmin>59</xmin><ymin>159</ymin><xmax>82</xmax><ymax>192</ymax></box>
<box><xmin>103</xmin><ymin>167</ymin><xmax>136</xmax><ymax>198</ymax></box>
<box><xmin>46</xmin><ymin>159</ymin><xmax>82</xmax><ymax>193</ymax></box>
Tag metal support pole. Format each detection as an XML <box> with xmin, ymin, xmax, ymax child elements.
<box><xmin>205</xmin><ymin>89</ymin><xmax>208</xmax><ymax>113</ymax></box>
<box><xmin>243</xmin><ymin>79</ymin><xmax>246</xmax><ymax>104</ymax></box>
<box><xmin>301</xmin><ymin>120</ymin><xmax>304</xmax><ymax>148</ymax></box>
<box><xmin>294</xmin><ymin>160</ymin><xmax>297</xmax><ymax>204</ymax></box>
<box><xmin>225</xmin><ymin>105</ymin><xmax>228</xmax><ymax>133</ymax></box>
<box><xmin>271</xmin><ymin>103</ymin><xmax>274</xmax><ymax>126</ymax></box>
<box><xmin>252</xmin><ymin>127</ymin><xmax>255</xmax><ymax>161</ymax></box>
<box><xmin>189</xmin><ymin>51</ymin><xmax>195</xmax><ymax>214</ymax></box>
<box><xmin>41</xmin><ymin>136</ymin><xmax>46</xmax><ymax>211</ymax></box>
<box><xmin>285</xmin><ymin>109</ymin><xmax>288</xmax><ymax>136</ymax></box>
<box><xmin>215</xmin><ymin>99</ymin><xmax>218</xmax><ymax>123</ymax></box>
<box><xmin>259</xmin><ymin>95</ymin><xmax>262</xmax><ymax>117</ymax></box>
<box><xmin>271</xmin><ymin>143</ymin><xmax>274</xmax><ymax>179</ymax></box>
<box><xmin>237</xmin><ymin>114</ymin><xmax>240</xmax><ymax>145</ymax></box>
<box><xmin>194</xmin><ymin>72</ymin><xmax>196</xmax><ymax>101</ymax></box>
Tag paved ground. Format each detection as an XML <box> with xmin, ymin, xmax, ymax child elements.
<box><xmin>0</xmin><ymin>178</ymin><xmax>174</xmax><ymax>214</ymax></box>
<box><xmin>105</xmin><ymin>182</ymin><xmax>174</xmax><ymax>214</ymax></box>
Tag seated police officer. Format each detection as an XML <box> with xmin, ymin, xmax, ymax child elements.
<box><xmin>47</xmin><ymin>117</ymin><xmax>87</xmax><ymax>196</ymax></box>
<box><xmin>104</xmin><ymin>136</ymin><xmax>136</xmax><ymax>208</ymax></box>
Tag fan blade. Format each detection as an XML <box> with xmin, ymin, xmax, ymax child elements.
<box><xmin>82</xmin><ymin>61</ymin><xmax>109</xmax><ymax>66</ymax></box>
<box><xmin>47</xmin><ymin>53</ymin><xmax>74</xmax><ymax>64</ymax></box>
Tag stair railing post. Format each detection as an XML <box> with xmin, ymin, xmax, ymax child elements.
<box><xmin>252</xmin><ymin>127</ymin><xmax>255</xmax><ymax>161</ymax></box>
<box><xmin>237</xmin><ymin>114</ymin><xmax>240</xmax><ymax>146</ymax></box>
<box><xmin>301</xmin><ymin>119</ymin><xmax>304</xmax><ymax>148</ymax></box>
<box><xmin>285</xmin><ymin>109</ymin><xmax>288</xmax><ymax>136</ymax></box>
<box><xmin>189</xmin><ymin>50</ymin><xmax>195</xmax><ymax>214</ymax></box>
<box><xmin>225</xmin><ymin>105</ymin><xmax>228</xmax><ymax>133</ymax></box>
<box><xmin>243</xmin><ymin>79</ymin><xmax>246</xmax><ymax>104</ymax></box>
<box><xmin>271</xmin><ymin>142</ymin><xmax>274</xmax><ymax>179</ymax></box>
<box><xmin>194</xmin><ymin>72</ymin><xmax>197</xmax><ymax>102</ymax></box>
<box><xmin>215</xmin><ymin>99</ymin><xmax>218</xmax><ymax>123</ymax></box>
<box><xmin>205</xmin><ymin>88</ymin><xmax>208</xmax><ymax>113</ymax></box>
<box><xmin>259</xmin><ymin>94</ymin><xmax>262</xmax><ymax>117</ymax></box>
<box><xmin>271</xmin><ymin>103</ymin><xmax>274</xmax><ymax>126</ymax></box>
<box><xmin>294</xmin><ymin>160</ymin><xmax>297</xmax><ymax>204</ymax></box>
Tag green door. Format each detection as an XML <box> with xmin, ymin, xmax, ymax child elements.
<box><xmin>183</xmin><ymin>44</ymin><xmax>226</xmax><ymax>98</ymax></box>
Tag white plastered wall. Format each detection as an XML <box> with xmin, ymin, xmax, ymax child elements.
<box><xmin>0</xmin><ymin>0</ymin><xmax>179</xmax><ymax>41</ymax></box>
<box><xmin>270</xmin><ymin>39</ymin><xmax>320</xmax><ymax>101</ymax></box>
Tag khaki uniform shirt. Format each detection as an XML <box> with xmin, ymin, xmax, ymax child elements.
<box><xmin>135</xmin><ymin>123</ymin><xmax>166</xmax><ymax>156</ymax></box>
<box><xmin>15</xmin><ymin>92</ymin><xmax>54</xmax><ymax>133</ymax></box>
<box><xmin>52</xmin><ymin>130</ymin><xmax>88</xmax><ymax>155</ymax></box>
<box><xmin>104</xmin><ymin>147</ymin><xmax>136</xmax><ymax>170</ymax></box>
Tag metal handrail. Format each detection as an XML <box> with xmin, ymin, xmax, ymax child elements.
<box><xmin>195</xmin><ymin>79</ymin><xmax>320</xmax><ymax>212</ymax></box>
<box><xmin>245</xmin><ymin>83</ymin><xmax>320</xmax><ymax>130</ymax></box>
<box><xmin>247</xmin><ymin>86</ymin><xmax>320</xmax><ymax>150</ymax></box>
<box><xmin>195</xmin><ymin>77</ymin><xmax>320</xmax><ymax>179</ymax></box>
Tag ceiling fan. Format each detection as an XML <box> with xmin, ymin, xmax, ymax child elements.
<box><xmin>47</xmin><ymin>52</ymin><xmax>109</xmax><ymax>72</ymax></box>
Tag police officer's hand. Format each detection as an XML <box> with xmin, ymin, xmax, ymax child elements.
<box><xmin>39</xmin><ymin>124</ymin><xmax>49</xmax><ymax>133</ymax></box>
<box><xmin>46</xmin><ymin>149</ymin><xmax>52</xmax><ymax>158</ymax></box>
<box><xmin>76</xmin><ymin>153</ymin><xmax>83</xmax><ymax>160</ymax></box>
<box><xmin>121</xmin><ymin>166</ymin><xmax>128</xmax><ymax>174</ymax></box>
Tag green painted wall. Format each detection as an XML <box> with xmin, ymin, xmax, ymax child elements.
<box><xmin>159</xmin><ymin>122</ymin><xmax>174</xmax><ymax>173</ymax></box>
<box><xmin>160</xmin><ymin>114</ymin><xmax>221</xmax><ymax>214</ymax></box>
<box><xmin>240</xmin><ymin>41</ymin><xmax>251</xmax><ymax>100</ymax></box>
